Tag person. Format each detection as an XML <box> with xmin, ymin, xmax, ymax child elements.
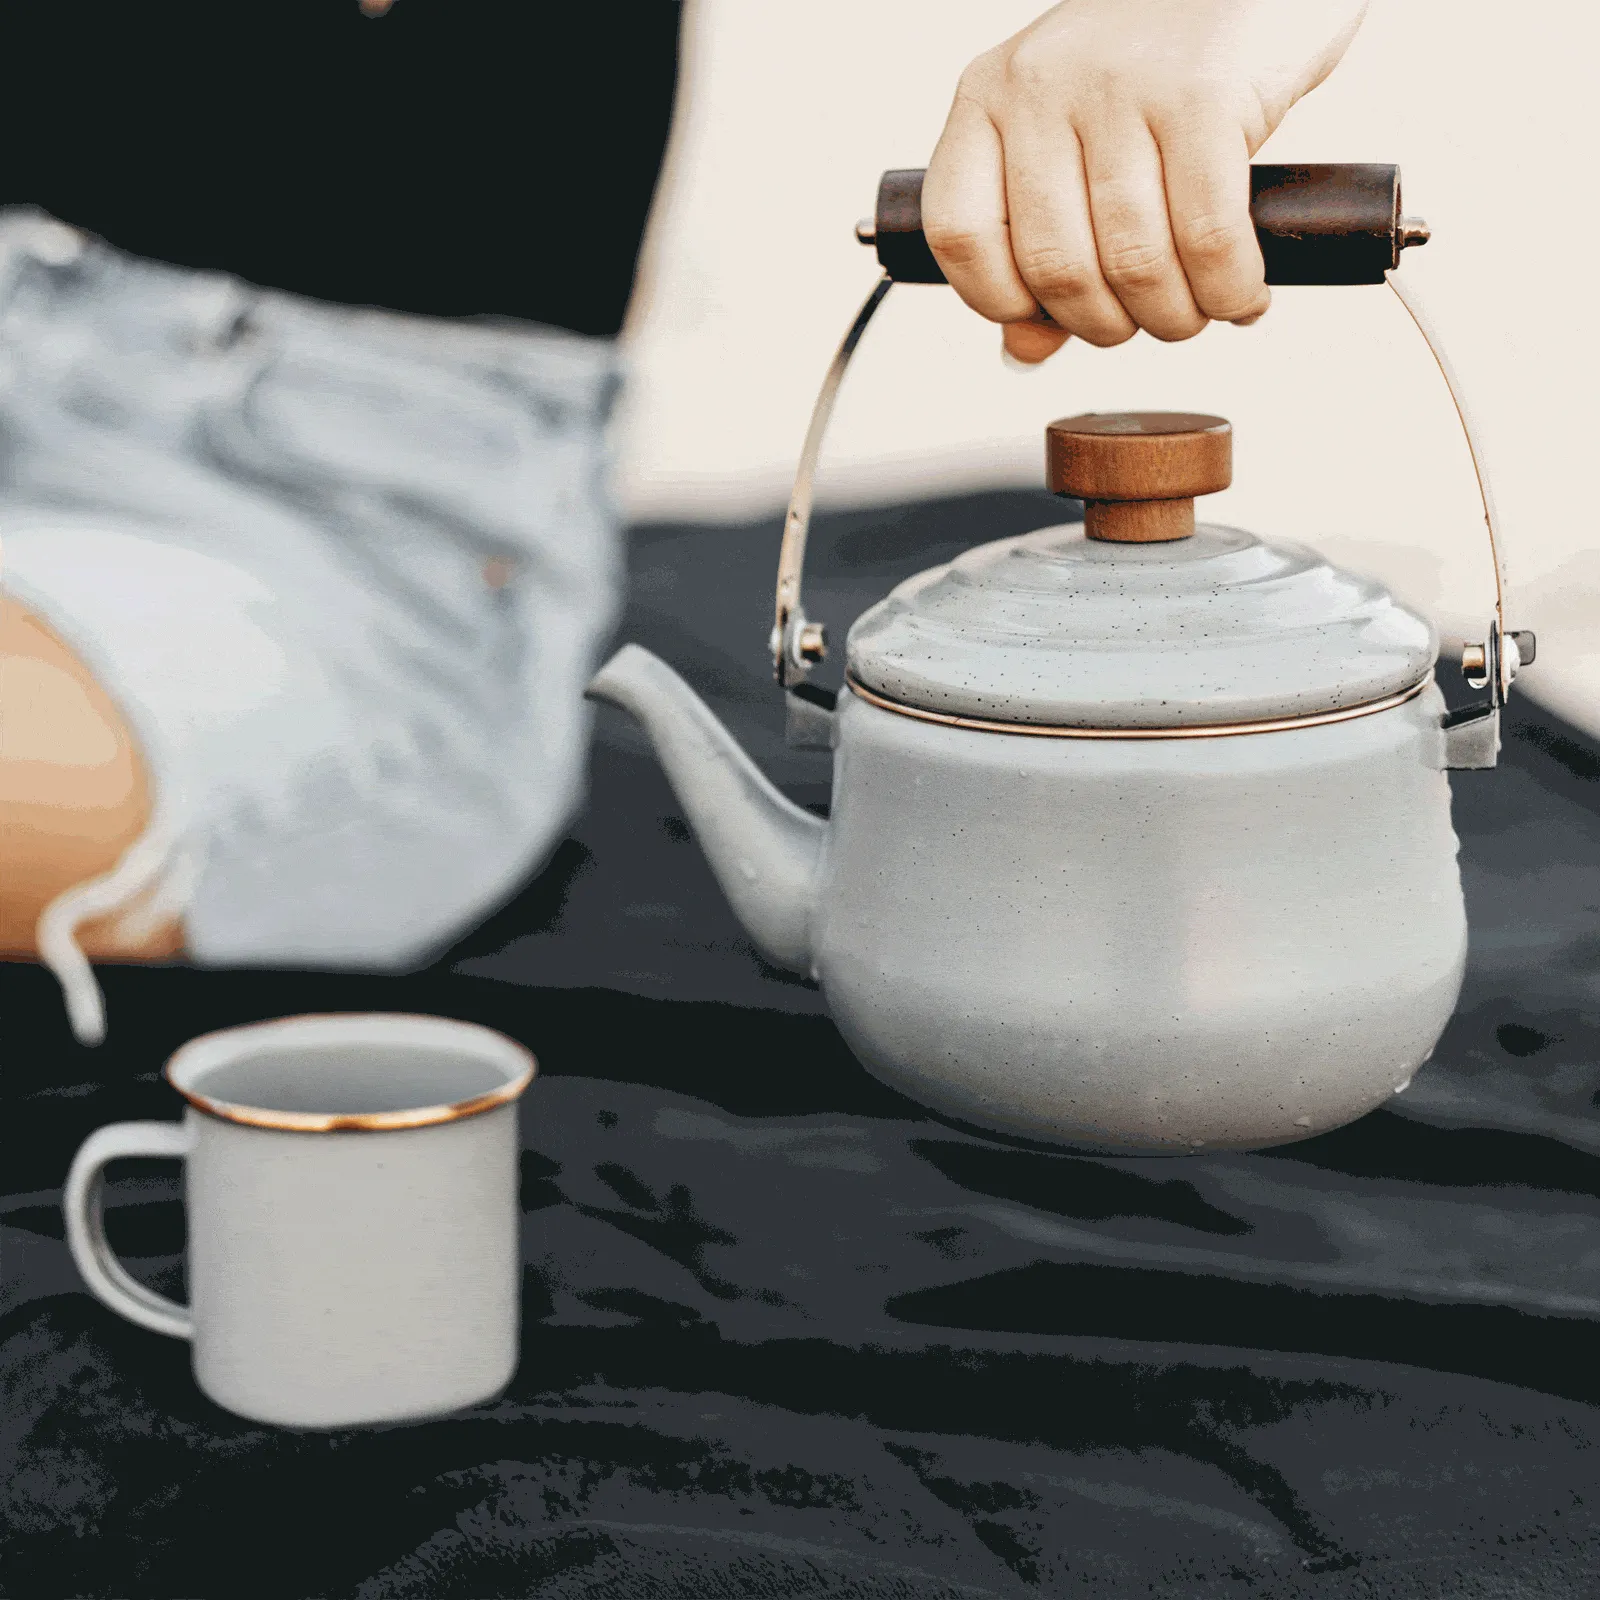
<box><xmin>0</xmin><ymin>0</ymin><xmax>1370</xmax><ymax>1042</ymax></box>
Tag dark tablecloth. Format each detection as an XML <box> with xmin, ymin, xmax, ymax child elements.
<box><xmin>5</xmin><ymin>492</ymin><xmax>1600</xmax><ymax>1598</ymax></box>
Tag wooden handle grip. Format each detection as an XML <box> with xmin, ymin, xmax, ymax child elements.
<box><xmin>872</xmin><ymin>164</ymin><xmax>1419</xmax><ymax>287</ymax></box>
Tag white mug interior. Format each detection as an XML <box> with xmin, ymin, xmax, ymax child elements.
<box><xmin>164</xmin><ymin>1013</ymin><xmax>536</xmax><ymax>1131</ymax></box>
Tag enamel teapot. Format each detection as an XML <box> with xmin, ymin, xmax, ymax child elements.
<box><xmin>589</xmin><ymin>166</ymin><xmax>1535</xmax><ymax>1153</ymax></box>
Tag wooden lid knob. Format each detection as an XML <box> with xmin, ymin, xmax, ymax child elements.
<box><xmin>1046</xmin><ymin>412</ymin><xmax>1232</xmax><ymax>543</ymax></box>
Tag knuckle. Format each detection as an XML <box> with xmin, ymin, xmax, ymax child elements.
<box><xmin>1057</xmin><ymin>56</ymin><xmax>1119</xmax><ymax>106</ymax></box>
<box><xmin>1147</xmin><ymin>71</ymin><xmax>1250</xmax><ymax>136</ymax></box>
<box><xmin>955</xmin><ymin>54</ymin><xmax>1000</xmax><ymax>101</ymax></box>
<box><xmin>1000</xmin><ymin>38</ymin><xmax>1057</xmax><ymax>96</ymax></box>
<box><xmin>1161</xmin><ymin>72</ymin><xmax>1236</xmax><ymax>116</ymax></box>
<box><xmin>923</xmin><ymin>222</ymin><xmax>988</xmax><ymax>272</ymax></box>
<box><xmin>1097</xmin><ymin>238</ymin><xmax>1174</xmax><ymax>295</ymax></box>
<box><xmin>1002</xmin><ymin>37</ymin><xmax>1104</xmax><ymax>105</ymax></box>
<box><xmin>1173</xmin><ymin>214</ymin><xmax>1246</xmax><ymax>267</ymax></box>
<box><xmin>1014</xmin><ymin>245</ymin><xmax>1101</xmax><ymax>306</ymax></box>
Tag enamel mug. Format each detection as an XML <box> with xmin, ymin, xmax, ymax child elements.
<box><xmin>63</xmin><ymin>1013</ymin><xmax>535</xmax><ymax>1429</ymax></box>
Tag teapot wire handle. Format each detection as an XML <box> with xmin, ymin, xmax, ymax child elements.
<box><xmin>772</xmin><ymin>274</ymin><xmax>893</xmax><ymax>689</ymax></box>
<box><xmin>1385</xmin><ymin>274</ymin><xmax>1516</xmax><ymax>706</ymax></box>
<box><xmin>772</xmin><ymin>270</ymin><xmax>1527</xmax><ymax>710</ymax></box>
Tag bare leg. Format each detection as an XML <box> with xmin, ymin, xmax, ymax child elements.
<box><xmin>0</xmin><ymin>597</ymin><xmax>184</xmax><ymax>960</ymax></box>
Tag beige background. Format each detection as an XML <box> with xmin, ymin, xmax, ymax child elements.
<box><xmin>616</xmin><ymin>0</ymin><xmax>1597</xmax><ymax>737</ymax></box>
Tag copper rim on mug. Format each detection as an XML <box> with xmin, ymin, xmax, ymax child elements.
<box><xmin>163</xmin><ymin>1012</ymin><xmax>537</xmax><ymax>1134</ymax></box>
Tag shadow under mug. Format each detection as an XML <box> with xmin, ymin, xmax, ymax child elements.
<box><xmin>63</xmin><ymin>1013</ymin><xmax>536</xmax><ymax>1429</ymax></box>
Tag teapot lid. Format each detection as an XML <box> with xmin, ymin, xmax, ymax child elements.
<box><xmin>845</xmin><ymin>413</ymin><xmax>1438</xmax><ymax>729</ymax></box>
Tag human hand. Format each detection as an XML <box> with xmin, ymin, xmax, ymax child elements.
<box><xmin>922</xmin><ymin>0</ymin><xmax>1370</xmax><ymax>363</ymax></box>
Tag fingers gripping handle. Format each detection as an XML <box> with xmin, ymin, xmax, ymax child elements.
<box><xmin>64</xmin><ymin>1120</ymin><xmax>195</xmax><ymax>1340</ymax></box>
<box><xmin>862</xmin><ymin>164</ymin><xmax>1430</xmax><ymax>287</ymax></box>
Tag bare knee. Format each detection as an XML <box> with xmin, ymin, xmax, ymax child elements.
<box><xmin>0</xmin><ymin>597</ymin><xmax>184</xmax><ymax>960</ymax></box>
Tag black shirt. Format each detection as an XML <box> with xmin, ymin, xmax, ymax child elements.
<box><xmin>0</xmin><ymin>0</ymin><xmax>682</xmax><ymax>336</ymax></box>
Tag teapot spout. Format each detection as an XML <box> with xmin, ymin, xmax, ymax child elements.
<box><xmin>587</xmin><ymin>645</ymin><xmax>825</xmax><ymax>974</ymax></box>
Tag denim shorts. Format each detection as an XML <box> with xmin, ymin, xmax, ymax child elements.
<box><xmin>0</xmin><ymin>211</ymin><xmax>624</xmax><ymax>1042</ymax></box>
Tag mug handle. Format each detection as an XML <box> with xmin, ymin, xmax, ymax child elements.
<box><xmin>63</xmin><ymin>1121</ymin><xmax>195</xmax><ymax>1340</ymax></box>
